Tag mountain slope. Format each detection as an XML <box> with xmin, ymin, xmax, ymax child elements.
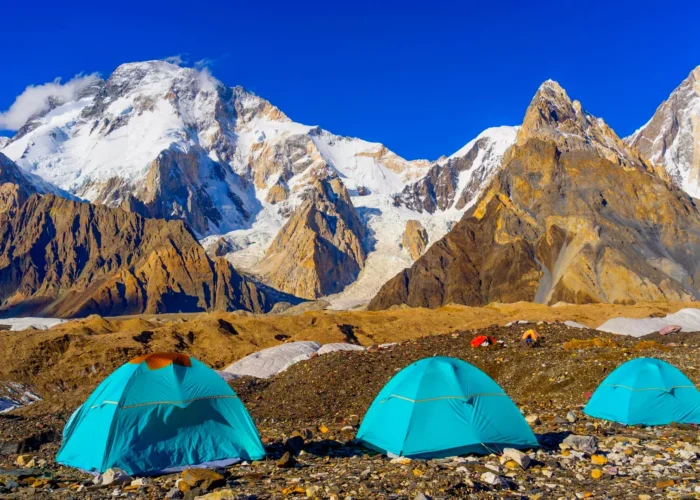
<box><xmin>627</xmin><ymin>66</ymin><xmax>700</xmax><ymax>198</ymax></box>
<box><xmin>0</xmin><ymin>61</ymin><xmax>521</xmax><ymax>306</ymax></box>
<box><xmin>256</xmin><ymin>169</ymin><xmax>366</xmax><ymax>299</ymax></box>
<box><xmin>0</xmin><ymin>194</ymin><xmax>276</xmax><ymax>317</ymax></box>
<box><xmin>370</xmin><ymin>81</ymin><xmax>700</xmax><ymax>310</ymax></box>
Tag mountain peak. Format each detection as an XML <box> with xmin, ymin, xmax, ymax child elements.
<box><xmin>517</xmin><ymin>81</ymin><xmax>656</xmax><ymax>173</ymax></box>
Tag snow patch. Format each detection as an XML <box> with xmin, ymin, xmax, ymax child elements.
<box><xmin>0</xmin><ymin>317</ymin><xmax>67</xmax><ymax>331</ymax></box>
<box><xmin>596</xmin><ymin>308</ymin><xmax>700</xmax><ymax>337</ymax></box>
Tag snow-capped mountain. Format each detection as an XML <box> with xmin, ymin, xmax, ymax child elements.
<box><xmin>0</xmin><ymin>60</ymin><xmax>517</xmax><ymax>306</ymax></box>
<box><xmin>627</xmin><ymin>66</ymin><xmax>700</xmax><ymax>198</ymax></box>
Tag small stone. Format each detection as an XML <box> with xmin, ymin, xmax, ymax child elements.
<box><xmin>525</xmin><ymin>414</ymin><xmax>541</xmax><ymax>425</ymax></box>
<box><xmin>15</xmin><ymin>455</ymin><xmax>32</xmax><ymax>467</ymax></box>
<box><xmin>656</xmin><ymin>480</ymin><xmax>675</xmax><ymax>488</ymax></box>
<box><xmin>101</xmin><ymin>468</ymin><xmax>132</xmax><ymax>487</ymax></box>
<box><xmin>347</xmin><ymin>414</ymin><xmax>360</xmax><ymax>426</ymax></box>
<box><xmin>414</xmin><ymin>493</ymin><xmax>431</xmax><ymax>500</ymax></box>
<box><xmin>166</xmin><ymin>487</ymin><xmax>184</xmax><ymax>499</ymax></box>
<box><xmin>277</xmin><ymin>451</ymin><xmax>298</xmax><ymax>468</ymax></box>
<box><xmin>390</xmin><ymin>457</ymin><xmax>411</xmax><ymax>464</ymax></box>
<box><xmin>282</xmin><ymin>485</ymin><xmax>306</xmax><ymax>495</ymax></box>
<box><xmin>503</xmin><ymin>448</ymin><xmax>531</xmax><ymax>469</ymax></box>
<box><xmin>180</xmin><ymin>469</ymin><xmax>225</xmax><ymax>491</ymax></box>
<box><xmin>563</xmin><ymin>435</ymin><xmax>597</xmax><ymax>454</ymax></box>
<box><xmin>194</xmin><ymin>489</ymin><xmax>237</xmax><ymax>500</ymax></box>
<box><xmin>480</xmin><ymin>471</ymin><xmax>506</xmax><ymax>487</ymax></box>
<box><xmin>306</xmin><ymin>485</ymin><xmax>322</xmax><ymax>498</ymax></box>
<box><xmin>566</xmin><ymin>411</ymin><xmax>577</xmax><ymax>423</ymax></box>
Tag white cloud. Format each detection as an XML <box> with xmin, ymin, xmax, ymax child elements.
<box><xmin>194</xmin><ymin>58</ymin><xmax>214</xmax><ymax>70</ymax></box>
<box><xmin>163</xmin><ymin>54</ymin><xmax>187</xmax><ymax>66</ymax></box>
<box><xmin>0</xmin><ymin>73</ymin><xmax>101</xmax><ymax>131</ymax></box>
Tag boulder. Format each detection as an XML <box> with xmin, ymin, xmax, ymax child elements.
<box><xmin>563</xmin><ymin>435</ymin><xmax>598</xmax><ymax>454</ymax></box>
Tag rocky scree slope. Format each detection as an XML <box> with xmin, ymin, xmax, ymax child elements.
<box><xmin>0</xmin><ymin>194</ymin><xmax>275</xmax><ymax>317</ymax></box>
<box><xmin>370</xmin><ymin>81</ymin><xmax>700</xmax><ymax>309</ymax></box>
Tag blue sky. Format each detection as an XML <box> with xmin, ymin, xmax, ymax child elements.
<box><xmin>2</xmin><ymin>0</ymin><xmax>699</xmax><ymax>159</ymax></box>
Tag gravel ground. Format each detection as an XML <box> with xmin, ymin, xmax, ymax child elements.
<box><xmin>1</xmin><ymin>322</ymin><xmax>699</xmax><ymax>499</ymax></box>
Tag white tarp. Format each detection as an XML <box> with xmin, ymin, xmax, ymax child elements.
<box><xmin>0</xmin><ymin>317</ymin><xmax>67</xmax><ymax>331</ymax></box>
<box><xmin>316</xmin><ymin>343</ymin><xmax>365</xmax><ymax>355</ymax></box>
<box><xmin>0</xmin><ymin>383</ymin><xmax>41</xmax><ymax>413</ymax></box>
<box><xmin>222</xmin><ymin>341</ymin><xmax>321</xmax><ymax>379</ymax></box>
<box><xmin>222</xmin><ymin>341</ymin><xmax>368</xmax><ymax>380</ymax></box>
<box><xmin>596</xmin><ymin>308</ymin><xmax>700</xmax><ymax>337</ymax></box>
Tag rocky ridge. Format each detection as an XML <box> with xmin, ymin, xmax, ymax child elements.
<box><xmin>256</xmin><ymin>169</ymin><xmax>366</xmax><ymax>299</ymax></box>
<box><xmin>370</xmin><ymin>81</ymin><xmax>700</xmax><ymax>309</ymax></box>
<box><xmin>0</xmin><ymin>194</ymin><xmax>276</xmax><ymax>317</ymax></box>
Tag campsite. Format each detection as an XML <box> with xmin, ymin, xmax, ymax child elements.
<box><xmin>1</xmin><ymin>312</ymin><xmax>699</xmax><ymax>498</ymax></box>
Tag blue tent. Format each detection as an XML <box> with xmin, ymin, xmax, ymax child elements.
<box><xmin>356</xmin><ymin>357</ymin><xmax>538</xmax><ymax>458</ymax></box>
<box><xmin>584</xmin><ymin>357</ymin><xmax>700</xmax><ymax>426</ymax></box>
<box><xmin>57</xmin><ymin>353</ymin><xmax>265</xmax><ymax>475</ymax></box>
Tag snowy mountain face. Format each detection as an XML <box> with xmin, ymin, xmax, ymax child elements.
<box><xmin>0</xmin><ymin>60</ymin><xmax>518</xmax><ymax>307</ymax></box>
<box><xmin>627</xmin><ymin>67</ymin><xmax>700</xmax><ymax>198</ymax></box>
<box><xmin>398</xmin><ymin>127</ymin><xmax>517</xmax><ymax>214</ymax></box>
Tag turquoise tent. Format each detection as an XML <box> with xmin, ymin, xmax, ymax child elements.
<box><xmin>584</xmin><ymin>357</ymin><xmax>700</xmax><ymax>426</ymax></box>
<box><xmin>356</xmin><ymin>357</ymin><xmax>538</xmax><ymax>458</ymax></box>
<box><xmin>57</xmin><ymin>353</ymin><xmax>265</xmax><ymax>475</ymax></box>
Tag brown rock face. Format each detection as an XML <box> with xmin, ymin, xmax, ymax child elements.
<box><xmin>257</xmin><ymin>171</ymin><xmax>366</xmax><ymax>299</ymax></box>
<box><xmin>369</xmin><ymin>82</ymin><xmax>700</xmax><ymax>310</ymax></box>
<box><xmin>0</xmin><ymin>194</ymin><xmax>274</xmax><ymax>317</ymax></box>
<box><xmin>402</xmin><ymin>220</ymin><xmax>429</xmax><ymax>260</ymax></box>
<box><xmin>0</xmin><ymin>154</ymin><xmax>43</xmax><ymax>222</ymax></box>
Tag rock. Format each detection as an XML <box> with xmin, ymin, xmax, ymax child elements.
<box><xmin>284</xmin><ymin>435</ymin><xmax>305</xmax><ymax>456</ymax></box>
<box><xmin>100</xmin><ymin>468</ymin><xmax>132</xmax><ymax>487</ymax></box>
<box><xmin>566</xmin><ymin>411</ymin><xmax>577</xmax><ymax>423</ymax></box>
<box><xmin>402</xmin><ymin>220</ymin><xmax>429</xmax><ymax>260</ymax></box>
<box><xmin>502</xmin><ymin>448</ymin><xmax>531</xmax><ymax>469</ymax></box>
<box><xmin>525</xmin><ymin>414</ymin><xmax>541</xmax><ymax>425</ymax></box>
<box><xmin>414</xmin><ymin>493</ymin><xmax>431</xmax><ymax>500</ymax></box>
<box><xmin>480</xmin><ymin>471</ymin><xmax>507</xmax><ymax>487</ymax></box>
<box><xmin>346</xmin><ymin>414</ymin><xmax>360</xmax><ymax>426</ymax></box>
<box><xmin>194</xmin><ymin>489</ymin><xmax>237</xmax><ymax>500</ymax></box>
<box><xmin>15</xmin><ymin>455</ymin><xmax>32</xmax><ymax>467</ymax></box>
<box><xmin>306</xmin><ymin>485</ymin><xmax>322</xmax><ymax>498</ymax></box>
<box><xmin>563</xmin><ymin>435</ymin><xmax>598</xmax><ymax>454</ymax></box>
<box><xmin>166</xmin><ymin>487</ymin><xmax>184</xmax><ymax>499</ymax></box>
<box><xmin>277</xmin><ymin>451</ymin><xmax>298</xmax><ymax>468</ymax></box>
<box><xmin>390</xmin><ymin>457</ymin><xmax>411</xmax><ymax>464</ymax></box>
<box><xmin>180</xmin><ymin>469</ymin><xmax>226</xmax><ymax>491</ymax></box>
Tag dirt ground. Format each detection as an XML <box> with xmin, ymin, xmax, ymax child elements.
<box><xmin>1</xmin><ymin>303</ymin><xmax>700</xmax><ymax>498</ymax></box>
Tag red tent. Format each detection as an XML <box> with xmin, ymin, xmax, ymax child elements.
<box><xmin>471</xmin><ymin>335</ymin><xmax>497</xmax><ymax>348</ymax></box>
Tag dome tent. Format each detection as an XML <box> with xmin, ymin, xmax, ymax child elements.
<box><xmin>356</xmin><ymin>357</ymin><xmax>538</xmax><ymax>458</ymax></box>
<box><xmin>57</xmin><ymin>353</ymin><xmax>265</xmax><ymax>475</ymax></box>
<box><xmin>584</xmin><ymin>357</ymin><xmax>700</xmax><ymax>426</ymax></box>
